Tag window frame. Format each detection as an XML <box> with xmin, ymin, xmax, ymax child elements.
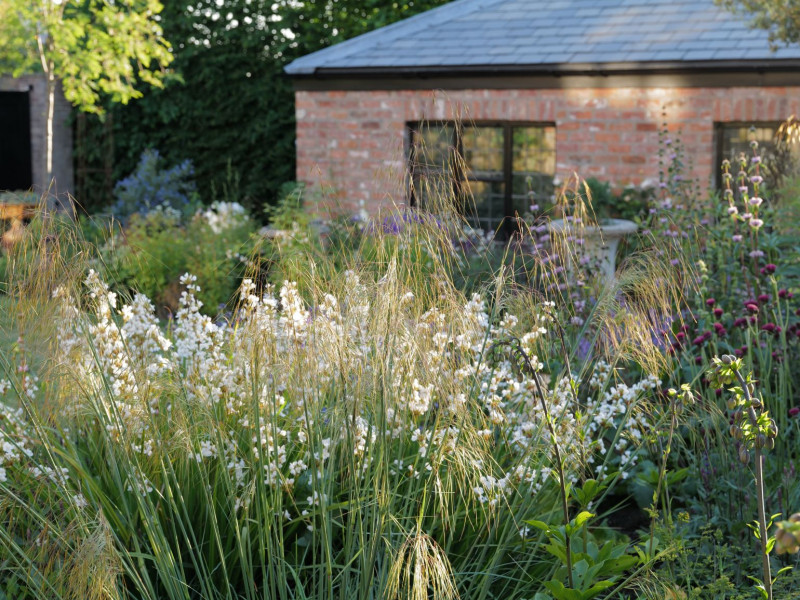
<box><xmin>406</xmin><ymin>120</ymin><xmax>556</xmax><ymax>233</ymax></box>
<box><xmin>714</xmin><ymin>121</ymin><xmax>784</xmax><ymax>189</ymax></box>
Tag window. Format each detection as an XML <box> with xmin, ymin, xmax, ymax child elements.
<box><xmin>716</xmin><ymin>122</ymin><xmax>800</xmax><ymax>190</ymax></box>
<box><xmin>408</xmin><ymin>121</ymin><xmax>556</xmax><ymax>234</ymax></box>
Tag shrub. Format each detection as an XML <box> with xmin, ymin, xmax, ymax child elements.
<box><xmin>111</xmin><ymin>149</ymin><xmax>200</xmax><ymax>224</ymax></box>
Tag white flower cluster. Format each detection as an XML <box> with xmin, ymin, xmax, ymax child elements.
<box><xmin>39</xmin><ymin>268</ymin><xmax>664</xmax><ymax>519</ymax></box>
<box><xmin>200</xmin><ymin>201</ymin><xmax>249</xmax><ymax>234</ymax></box>
<box><xmin>0</xmin><ymin>393</ymin><xmax>32</xmax><ymax>484</ymax></box>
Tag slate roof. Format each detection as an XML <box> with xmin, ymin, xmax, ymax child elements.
<box><xmin>285</xmin><ymin>0</ymin><xmax>800</xmax><ymax>76</ymax></box>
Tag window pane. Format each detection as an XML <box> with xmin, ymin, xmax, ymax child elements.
<box><xmin>462</xmin><ymin>126</ymin><xmax>505</xmax><ymax>232</ymax></box>
<box><xmin>512</xmin><ymin>126</ymin><xmax>556</xmax><ymax>215</ymax></box>
<box><xmin>410</xmin><ymin>124</ymin><xmax>456</xmax><ymax>207</ymax></box>
<box><xmin>464</xmin><ymin>179</ymin><xmax>505</xmax><ymax>232</ymax></box>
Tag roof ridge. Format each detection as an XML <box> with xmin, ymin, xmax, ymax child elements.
<box><xmin>285</xmin><ymin>0</ymin><xmax>507</xmax><ymax>75</ymax></box>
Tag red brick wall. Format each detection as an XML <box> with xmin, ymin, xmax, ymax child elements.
<box><xmin>295</xmin><ymin>87</ymin><xmax>800</xmax><ymax>216</ymax></box>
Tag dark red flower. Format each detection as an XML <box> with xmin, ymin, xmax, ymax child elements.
<box><xmin>758</xmin><ymin>294</ymin><xmax>771</xmax><ymax>304</ymax></box>
<box><xmin>763</xmin><ymin>263</ymin><xmax>777</xmax><ymax>274</ymax></box>
<box><xmin>734</xmin><ymin>317</ymin><xmax>748</xmax><ymax>328</ymax></box>
<box><xmin>790</xmin><ymin>407</ymin><xmax>800</xmax><ymax>418</ymax></box>
<box><xmin>706</xmin><ymin>298</ymin><xmax>716</xmax><ymax>307</ymax></box>
<box><xmin>713</xmin><ymin>308</ymin><xmax>723</xmax><ymax>318</ymax></box>
<box><xmin>779</xmin><ymin>289</ymin><xmax>793</xmax><ymax>299</ymax></box>
<box><xmin>762</xmin><ymin>322</ymin><xmax>777</xmax><ymax>333</ymax></box>
<box><xmin>746</xmin><ymin>303</ymin><xmax>759</xmax><ymax>314</ymax></box>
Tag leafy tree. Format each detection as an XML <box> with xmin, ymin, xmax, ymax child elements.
<box><xmin>77</xmin><ymin>0</ymin><xmax>452</xmax><ymax>215</ymax></box>
<box><xmin>0</xmin><ymin>0</ymin><xmax>173</xmax><ymax>190</ymax></box>
<box><xmin>716</xmin><ymin>0</ymin><xmax>800</xmax><ymax>45</ymax></box>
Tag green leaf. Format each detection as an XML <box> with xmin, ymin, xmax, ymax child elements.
<box><xmin>573</xmin><ymin>511</ymin><xmax>594</xmax><ymax>529</ymax></box>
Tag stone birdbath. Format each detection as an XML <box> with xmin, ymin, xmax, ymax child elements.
<box><xmin>548</xmin><ymin>218</ymin><xmax>638</xmax><ymax>282</ymax></box>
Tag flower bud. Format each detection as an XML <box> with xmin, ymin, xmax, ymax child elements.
<box><xmin>739</xmin><ymin>446</ymin><xmax>750</xmax><ymax>465</ymax></box>
<box><xmin>720</xmin><ymin>354</ymin><xmax>735</xmax><ymax>365</ymax></box>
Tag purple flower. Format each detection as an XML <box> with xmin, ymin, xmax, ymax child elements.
<box><xmin>763</xmin><ymin>263</ymin><xmax>776</xmax><ymax>274</ymax></box>
<box><xmin>749</xmin><ymin>197</ymin><xmax>763</xmax><ymax>207</ymax></box>
<box><xmin>713</xmin><ymin>308</ymin><xmax>723</xmax><ymax>318</ymax></box>
<box><xmin>732</xmin><ymin>234</ymin><xmax>743</xmax><ymax>242</ymax></box>
<box><xmin>758</xmin><ymin>293</ymin><xmax>771</xmax><ymax>303</ymax></box>
<box><xmin>706</xmin><ymin>298</ymin><xmax>716</xmax><ymax>307</ymax></box>
<box><xmin>750</xmin><ymin>175</ymin><xmax>763</xmax><ymax>184</ymax></box>
<box><xmin>751</xmin><ymin>156</ymin><xmax>761</xmax><ymax>164</ymax></box>
<box><xmin>746</xmin><ymin>303</ymin><xmax>759</xmax><ymax>314</ymax></box>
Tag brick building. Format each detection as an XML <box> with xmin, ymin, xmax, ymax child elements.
<box><xmin>285</xmin><ymin>0</ymin><xmax>800</xmax><ymax>231</ymax></box>
<box><xmin>0</xmin><ymin>75</ymin><xmax>73</xmax><ymax>202</ymax></box>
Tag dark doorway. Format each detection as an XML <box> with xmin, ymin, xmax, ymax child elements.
<box><xmin>0</xmin><ymin>91</ymin><xmax>33</xmax><ymax>191</ymax></box>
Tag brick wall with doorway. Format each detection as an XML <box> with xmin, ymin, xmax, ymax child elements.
<box><xmin>0</xmin><ymin>74</ymin><xmax>73</xmax><ymax>202</ymax></box>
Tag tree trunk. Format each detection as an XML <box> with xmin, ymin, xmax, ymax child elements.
<box><xmin>45</xmin><ymin>68</ymin><xmax>55</xmax><ymax>189</ymax></box>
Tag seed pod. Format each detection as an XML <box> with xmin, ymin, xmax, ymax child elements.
<box><xmin>726</xmin><ymin>397</ymin><xmax>737</xmax><ymax>411</ymax></box>
<box><xmin>739</xmin><ymin>446</ymin><xmax>750</xmax><ymax>465</ymax></box>
<box><xmin>769</xmin><ymin>421</ymin><xmax>778</xmax><ymax>438</ymax></box>
<box><xmin>721</xmin><ymin>354</ymin><xmax>735</xmax><ymax>365</ymax></box>
<box><xmin>733</xmin><ymin>426</ymin><xmax>744</xmax><ymax>441</ymax></box>
<box><xmin>751</xmin><ymin>397</ymin><xmax>763</xmax><ymax>409</ymax></box>
<box><xmin>729</xmin><ymin>423</ymin><xmax>738</xmax><ymax>438</ymax></box>
<box><xmin>765</xmin><ymin>437</ymin><xmax>775</xmax><ymax>451</ymax></box>
<box><xmin>755</xmin><ymin>433</ymin><xmax>767</xmax><ymax>449</ymax></box>
<box><xmin>790</xmin><ymin>513</ymin><xmax>800</xmax><ymax>524</ymax></box>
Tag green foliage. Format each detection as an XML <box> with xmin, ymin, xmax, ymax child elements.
<box><xmin>103</xmin><ymin>206</ymin><xmax>257</xmax><ymax>315</ymax></box>
<box><xmin>716</xmin><ymin>0</ymin><xmax>800</xmax><ymax>45</ymax></box>
<box><xmin>74</xmin><ymin>0</ymin><xmax>453</xmax><ymax>212</ymax></box>
<box><xmin>0</xmin><ymin>0</ymin><xmax>173</xmax><ymax>113</ymax></box>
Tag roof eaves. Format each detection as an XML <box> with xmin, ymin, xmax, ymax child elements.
<box><xmin>290</xmin><ymin>58</ymin><xmax>800</xmax><ymax>79</ymax></box>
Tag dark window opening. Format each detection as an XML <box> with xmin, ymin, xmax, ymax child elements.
<box><xmin>0</xmin><ymin>91</ymin><xmax>33</xmax><ymax>191</ymax></box>
<box><xmin>408</xmin><ymin>121</ymin><xmax>556</xmax><ymax>234</ymax></box>
<box><xmin>715</xmin><ymin>122</ymin><xmax>800</xmax><ymax>191</ymax></box>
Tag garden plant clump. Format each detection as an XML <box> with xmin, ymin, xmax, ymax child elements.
<box><xmin>2</xmin><ymin>117</ymin><xmax>800</xmax><ymax>599</ymax></box>
<box><xmin>0</xmin><ymin>184</ymin><xmax>694</xmax><ymax>599</ymax></box>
